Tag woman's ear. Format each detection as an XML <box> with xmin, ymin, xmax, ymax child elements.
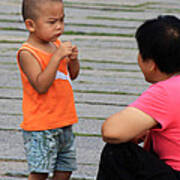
<box><xmin>25</xmin><ymin>19</ymin><xmax>36</xmax><ymax>33</ymax></box>
<box><xmin>149</xmin><ymin>59</ymin><xmax>157</xmax><ymax>72</ymax></box>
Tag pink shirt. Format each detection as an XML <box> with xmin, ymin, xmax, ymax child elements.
<box><xmin>130</xmin><ymin>75</ymin><xmax>180</xmax><ymax>171</ymax></box>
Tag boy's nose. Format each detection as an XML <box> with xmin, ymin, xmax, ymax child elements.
<box><xmin>56</xmin><ymin>22</ymin><xmax>63</xmax><ymax>30</ymax></box>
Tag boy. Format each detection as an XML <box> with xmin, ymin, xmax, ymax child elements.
<box><xmin>97</xmin><ymin>15</ymin><xmax>180</xmax><ymax>180</ymax></box>
<box><xmin>17</xmin><ymin>0</ymin><xmax>80</xmax><ymax>179</ymax></box>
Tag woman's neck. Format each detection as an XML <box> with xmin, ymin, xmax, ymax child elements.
<box><xmin>151</xmin><ymin>72</ymin><xmax>177</xmax><ymax>84</ymax></box>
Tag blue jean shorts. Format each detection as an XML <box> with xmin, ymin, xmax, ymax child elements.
<box><xmin>22</xmin><ymin>125</ymin><xmax>77</xmax><ymax>175</ymax></box>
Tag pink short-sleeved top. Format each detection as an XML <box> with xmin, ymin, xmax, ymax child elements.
<box><xmin>130</xmin><ymin>75</ymin><xmax>180</xmax><ymax>171</ymax></box>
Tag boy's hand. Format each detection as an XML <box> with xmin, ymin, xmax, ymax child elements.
<box><xmin>54</xmin><ymin>41</ymin><xmax>73</xmax><ymax>60</ymax></box>
<box><xmin>69</xmin><ymin>45</ymin><xmax>78</xmax><ymax>61</ymax></box>
<box><xmin>67</xmin><ymin>44</ymin><xmax>80</xmax><ymax>80</ymax></box>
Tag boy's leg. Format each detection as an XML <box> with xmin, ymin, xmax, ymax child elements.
<box><xmin>54</xmin><ymin>126</ymin><xmax>77</xmax><ymax>180</ymax></box>
<box><xmin>97</xmin><ymin>142</ymin><xmax>178</xmax><ymax>180</ymax></box>
<box><xmin>52</xmin><ymin>171</ymin><xmax>72</xmax><ymax>180</ymax></box>
<box><xmin>28</xmin><ymin>173</ymin><xmax>48</xmax><ymax>180</ymax></box>
<box><xmin>23</xmin><ymin>126</ymin><xmax>76</xmax><ymax>180</ymax></box>
<box><xmin>23</xmin><ymin>130</ymin><xmax>60</xmax><ymax>178</ymax></box>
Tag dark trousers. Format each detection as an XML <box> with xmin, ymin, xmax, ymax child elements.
<box><xmin>97</xmin><ymin>142</ymin><xmax>180</xmax><ymax>180</ymax></box>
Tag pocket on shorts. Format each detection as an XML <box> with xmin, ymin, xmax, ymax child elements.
<box><xmin>22</xmin><ymin>131</ymin><xmax>32</xmax><ymax>150</ymax></box>
<box><xmin>64</xmin><ymin>126</ymin><xmax>74</xmax><ymax>142</ymax></box>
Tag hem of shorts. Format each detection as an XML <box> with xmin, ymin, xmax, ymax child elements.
<box><xmin>29</xmin><ymin>169</ymin><xmax>51</xmax><ymax>174</ymax></box>
<box><xmin>55</xmin><ymin>167</ymin><xmax>77</xmax><ymax>172</ymax></box>
<box><xmin>29</xmin><ymin>167</ymin><xmax>77</xmax><ymax>174</ymax></box>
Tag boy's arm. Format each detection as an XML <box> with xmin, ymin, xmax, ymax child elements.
<box><xmin>19</xmin><ymin>42</ymin><xmax>73</xmax><ymax>94</ymax></box>
<box><xmin>68</xmin><ymin>45</ymin><xmax>80</xmax><ymax>80</ymax></box>
<box><xmin>102</xmin><ymin>107</ymin><xmax>157</xmax><ymax>144</ymax></box>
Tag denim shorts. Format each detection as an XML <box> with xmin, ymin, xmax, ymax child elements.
<box><xmin>22</xmin><ymin>125</ymin><xmax>77</xmax><ymax>175</ymax></box>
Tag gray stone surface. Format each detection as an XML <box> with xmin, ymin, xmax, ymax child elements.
<box><xmin>1</xmin><ymin>0</ymin><xmax>180</xmax><ymax>179</ymax></box>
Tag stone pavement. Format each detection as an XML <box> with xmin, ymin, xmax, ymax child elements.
<box><xmin>0</xmin><ymin>0</ymin><xmax>180</xmax><ymax>179</ymax></box>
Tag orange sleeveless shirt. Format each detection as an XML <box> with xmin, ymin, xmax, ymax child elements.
<box><xmin>17</xmin><ymin>40</ymin><xmax>78</xmax><ymax>131</ymax></box>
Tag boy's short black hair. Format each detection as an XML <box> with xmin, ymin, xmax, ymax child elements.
<box><xmin>135</xmin><ymin>15</ymin><xmax>180</xmax><ymax>74</ymax></box>
<box><xmin>22</xmin><ymin>0</ymin><xmax>63</xmax><ymax>22</ymax></box>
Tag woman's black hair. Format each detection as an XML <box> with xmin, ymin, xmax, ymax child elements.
<box><xmin>136</xmin><ymin>15</ymin><xmax>180</xmax><ymax>74</ymax></box>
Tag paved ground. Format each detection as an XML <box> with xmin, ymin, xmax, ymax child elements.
<box><xmin>1</xmin><ymin>0</ymin><xmax>180</xmax><ymax>179</ymax></box>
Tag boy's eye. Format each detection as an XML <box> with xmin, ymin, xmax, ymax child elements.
<box><xmin>48</xmin><ymin>21</ymin><xmax>56</xmax><ymax>24</ymax></box>
<box><xmin>60</xmin><ymin>18</ymin><xmax>64</xmax><ymax>22</ymax></box>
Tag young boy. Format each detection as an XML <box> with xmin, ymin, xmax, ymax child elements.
<box><xmin>17</xmin><ymin>0</ymin><xmax>80</xmax><ymax>179</ymax></box>
<box><xmin>97</xmin><ymin>15</ymin><xmax>180</xmax><ymax>180</ymax></box>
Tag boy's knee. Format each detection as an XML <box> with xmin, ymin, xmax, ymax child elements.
<box><xmin>52</xmin><ymin>171</ymin><xmax>72</xmax><ymax>180</ymax></box>
<box><xmin>28</xmin><ymin>173</ymin><xmax>48</xmax><ymax>180</ymax></box>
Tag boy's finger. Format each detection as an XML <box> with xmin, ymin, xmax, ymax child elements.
<box><xmin>62</xmin><ymin>41</ymin><xmax>72</xmax><ymax>47</ymax></box>
<box><xmin>72</xmin><ymin>45</ymin><xmax>78</xmax><ymax>50</ymax></box>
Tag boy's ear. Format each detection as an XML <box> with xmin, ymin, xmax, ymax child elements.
<box><xmin>25</xmin><ymin>19</ymin><xmax>36</xmax><ymax>33</ymax></box>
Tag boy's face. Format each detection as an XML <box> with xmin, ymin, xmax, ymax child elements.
<box><xmin>32</xmin><ymin>1</ymin><xmax>64</xmax><ymax>42</ymax></box>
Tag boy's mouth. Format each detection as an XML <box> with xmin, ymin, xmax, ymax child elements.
<box><xmin>55</xmin><ymin>32</ymin><xmax>62</xmax><ymax>37</ymax></box>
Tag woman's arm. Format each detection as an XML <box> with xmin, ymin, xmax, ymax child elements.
<box><xmin>102</xmin><ymin>107</ymin><xmax>157</xmax><ymax>144</ymax></box>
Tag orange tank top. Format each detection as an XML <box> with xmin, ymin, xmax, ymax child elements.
<box><xmin>17</xmin><ymin>40</ymin><xmax>78</xmax><ymax>131</ymax></box>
